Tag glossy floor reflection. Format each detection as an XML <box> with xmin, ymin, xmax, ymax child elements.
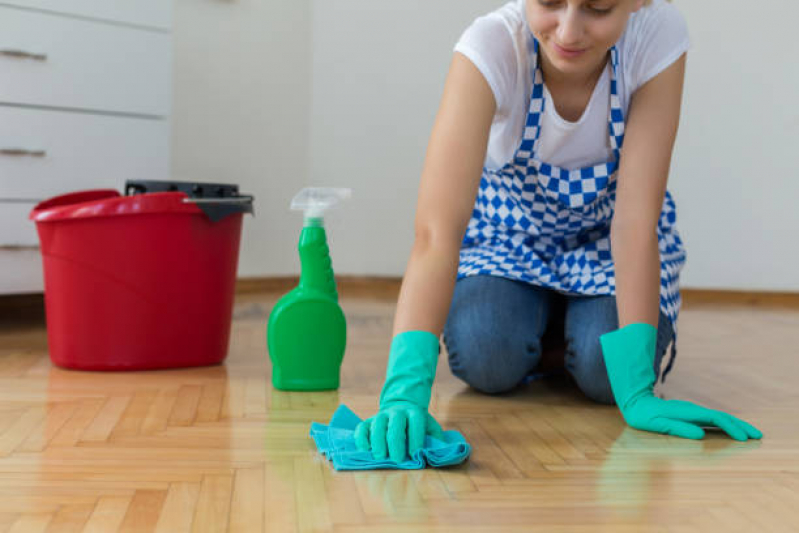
<box><xmin>0</xmin><ymin>293</ymin><xmax>796</xmax><ymax>531</ymax></box>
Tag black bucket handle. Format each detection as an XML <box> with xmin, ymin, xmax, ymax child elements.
<box><xmin>125</xmin><ymin>180</ymin><xmax>254</xmax><ymax>222</ymax></box>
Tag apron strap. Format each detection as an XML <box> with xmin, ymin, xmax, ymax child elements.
<box><xmin>660</xmin><ymin>330</ymin><xmax>678</xmax><ymax>383</ymax></box>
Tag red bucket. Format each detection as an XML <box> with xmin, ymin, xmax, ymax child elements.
<box><xmin>29</xmin><ymin>181</ymin><xmax>254</xmax><ymax>371</ymax></box>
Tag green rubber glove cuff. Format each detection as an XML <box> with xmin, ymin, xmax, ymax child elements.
<box><xmin>600</xmin><ymin>323</ymin><xmax>658</xmax><ymax>412</ymax></box>
<box><xmin>378</xmin><ymin>330</ymin><xmax>440</xmax><ymax>411</ymax></box>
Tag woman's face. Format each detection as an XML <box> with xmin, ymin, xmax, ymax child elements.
<box><xmin>526</xmin><ymin>0</ymin><xmax>645</xmax><ymax>79</ymax></box>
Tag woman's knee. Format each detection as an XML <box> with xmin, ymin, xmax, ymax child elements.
<box><xmin>443</xmin><ymin>276</ymin><xmax>551</xmax><ymax>394</ymax></box>
<box><xmin>564</xmin><ymin>333</ymin><xmax>616</xmax><ymax>405</ymax></box>
<box><xmin>562</xmin><ymin>296</ymin><xmax>618</xmax><ymax>404</ymax></box>
<box><xmin>444</xmin><ymin>317</ymin><xmax>543</xmax><ymax>395</ymax></box>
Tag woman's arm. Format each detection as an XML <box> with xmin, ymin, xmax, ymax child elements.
<box><xmin>353</xmin><ymin>53</ymin><xmax>497</xmax><ymax>463</ymax></box>
<box><xmin>600</xmin><ymin>52</ymin><xmax>759</xmax><ymax>442</ymax></box>
<box><xmin>601</xmin><ymin>54</ymin><xmax>762</xmax><ymax>441</ymax></box>
<box><xmin>392</xmin><ymin>52</ymin><xmax>496</xmax><ymax>337</ymax></box>
<box><xmin>611</xmin><ymin>53</ymin><xmax>687</xmax><ymax>329</ymax></box>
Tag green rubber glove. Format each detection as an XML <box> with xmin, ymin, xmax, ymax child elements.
<box><xmin>600</xmin><ymin>323</ymin><xmax>762</xmax><ymax>441</ymax></box>
<box><xmin>354</xmin><ymin>331</ymin><xmax>445</xmax><ymax>462</ymax></box>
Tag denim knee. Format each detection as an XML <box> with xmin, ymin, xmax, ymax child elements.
<box><xmin>564</xmin><ymin>303</ymin><xmax>675</xmax><ymax>405</ymax></box>
<box><xmin>444</xmin><ymin>320</ymin><xmax>543</xmax><ymax>395</ymax></box>
<box><xmin>565</xmin><ymin>335</ymin><xmax>616</xmax><ymax>405</ymax></box>
<box><xmin>563</xmin><ymin>297</ymin><xmax>617</xmax><ymax>405</ymax></box>
<box><xmin>443</xmin><ymin>276</ymin><xmax>550</xmax><ymax>395</ymax></box>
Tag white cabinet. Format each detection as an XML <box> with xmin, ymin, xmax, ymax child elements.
<box><xmin>0</xmin><ymin>0</ymin><xmax>172</xmax><ymax>30</ymax></box>
<box><xmin>0</xmin><ymin>2</ymin><xmax>172</xmax><ymax>294</ymax></box>
<box><xmin>0</xmin><ymin>203</ymin><xmax>38</xmax><ymax>247</ymax></box>
<box><xmin>0</xmin><ymin>106</ymin><xmax>170</xmax><ymax>204</ymax></box>
<box><xmin>0</xmin><ymin>8</ymin><xmax>171</xmax><ymax>116</ymax></box>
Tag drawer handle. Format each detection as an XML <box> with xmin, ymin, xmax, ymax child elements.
<box><xmin>0</xmin><ymin>49</ymin><xmax>47</xmax><ymax>61</ymax></box>
<box><xmin>0</xmin><ymin>149</ymin><xmax>47</xmax><ymax>157</ymax></box>
<box><xmin>0</xmin><ymin>199</ymin><xmax>44</xmax><ymax>204</ymax></box>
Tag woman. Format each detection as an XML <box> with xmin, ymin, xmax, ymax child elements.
<box><xmin>354</xmin><ymin>0</ymin><xmax>762</xmax><ymax>464</ymax></box>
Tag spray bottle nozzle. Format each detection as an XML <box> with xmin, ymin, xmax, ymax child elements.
<box><xmin>290</xmin><ymin>187</ymin><xmax>352</xmax><ymax>226</ymax></box>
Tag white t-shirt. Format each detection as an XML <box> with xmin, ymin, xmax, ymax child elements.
<box><xmin>454</xmin><ymin>0</ymin><xmax>690</xmax><ymax>171</ymax></box>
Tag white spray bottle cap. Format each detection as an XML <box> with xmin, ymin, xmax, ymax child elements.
<box><xmin>290</xmin><ymin>187</ymin><xmax>352</xmax><ymax>226</ymax></box>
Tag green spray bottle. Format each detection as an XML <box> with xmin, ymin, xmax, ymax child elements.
<box><xmin>267</xmin><ymin>187</ymin><xmax>351</xmax><ymax>391</ymax></box>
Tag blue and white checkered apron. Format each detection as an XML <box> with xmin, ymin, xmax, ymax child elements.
<box><xmin>457</xmin><ymin>39</ymin><xmax>686</xmax><ymax>382</ymax></box>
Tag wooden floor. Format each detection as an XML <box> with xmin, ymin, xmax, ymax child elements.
<box><xmin>0</xmin><ymin>292</ymin><xmax>798</xmax><ymax>532</ymax></box>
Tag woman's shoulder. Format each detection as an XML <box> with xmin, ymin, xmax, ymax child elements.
<box><xmin>625</xmin><ymin>0</ymin><xmax>685</xmax><ymax>34</ymax></box>
<box><xmin>455</xmin><ymin>0</ymin><xmax>531</xmax><ymax>113</ymax></box>
<box><xmin>618</xmin><ymin>0</ymin><xmax>689</xmax><ymax>55</ymax></box>
<box><xmin>458</xmin><ymin>0</ymin><xmax>529</xmax><ymax>50</ymax></box>
<box><xmin>617</xmin><ymin>0</ymin><xmax>690</xmax><ymax>91</ymax></box>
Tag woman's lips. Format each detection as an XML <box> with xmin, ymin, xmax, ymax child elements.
<box><xmin>553</xmin><ymin>42</ymin><xmax>587</xmax><ymax>59</ymax></box>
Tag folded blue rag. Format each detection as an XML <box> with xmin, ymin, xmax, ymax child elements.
<box><xmin>309</xmin><ymin>404</ymin><xmax>472</xmax><ymax>470</ymax></box>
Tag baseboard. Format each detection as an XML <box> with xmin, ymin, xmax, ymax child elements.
<box><xmin>235</xmin><ymin>277</ymin><xmax>799</xmax><ymax>309</ymax></box>
<box><xmin>0</xmin><ymin>293</ymin><xmax>46</xmax><ymax>325</ymax></box>
<box><xmin>236</xmin><ymin>276</ymin><xmax>402</xmax><ymax>300</ymax></box>
<box><xmin>681</xmin><ymin>289</ymin><xmax>799</xmax><ymax>309</ymax></box>
<box><xmin>4</xmin><ymin>280</ymin><xmax>799</xmax><ymax>321</ymax></box>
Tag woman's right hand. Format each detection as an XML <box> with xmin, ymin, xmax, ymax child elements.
<box><xmin>353</xmin><ymin>331</ymin><xmax>444</xmax><ymax>462</ymax></box>
<box><xmin>354</xmin><ymin>403</ymin><xmax>444</xmax><ymax>463</ymax></box>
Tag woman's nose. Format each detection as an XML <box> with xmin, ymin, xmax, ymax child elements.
<box><xmin>556</xmin><ymin>7</ymin><xmax>585</xmax><ymax>46</ymax></box>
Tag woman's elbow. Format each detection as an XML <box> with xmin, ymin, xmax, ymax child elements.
<box><xmin>413</xmin><ymin>220</ymin><xmax>464</xmax><ymax>253</ymax></box>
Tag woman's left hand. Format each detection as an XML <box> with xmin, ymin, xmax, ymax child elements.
<box><xmin>600</xmin><ymin>323</ymin><xmax>763</xmax><ymax>441</ymax></box>
<box><xmin>618</xmin><ymin>394</ymin><xmax>762</xmax><ymax>441</ymax></box>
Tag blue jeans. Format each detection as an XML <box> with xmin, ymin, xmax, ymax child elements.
<box><xmin>442</xmin><ymin>275</ymin><xmax>674</xmax><ymax>405</ymax></box>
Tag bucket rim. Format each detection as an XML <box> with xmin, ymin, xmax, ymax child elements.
<box><xmin>29</xmin><ymin>189</ymin><xmax>204</xmax><ymax>223</ymax></box>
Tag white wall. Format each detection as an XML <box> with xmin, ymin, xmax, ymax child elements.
<box><xmin>672</xmin><ymin>0</ymin><xmax>799</xmax><ymax>291</ymax></box>
<box><xmin>308</xmin><ymin>1</ymin><xmax>501</xmax><ymax>275</ymax></box>
<box><xmin>171</xmin><ymin>0</ymin><xmax>311</xmax><ymax>277</ymax></box>
<box><xmin>174</xmin><ymin>0</ymin><xmax>799</xmax><ymax>291</ymax></box>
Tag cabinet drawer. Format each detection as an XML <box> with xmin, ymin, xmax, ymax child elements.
<box><xmin>0</xmin><ymin>7</ymin><xmax>171</xmax><ymax>116</ymax></box>
<box><xmin>0</xmin><ymin>106</ymin><xmax>170</xmax><ymax>202</ymax></box>
<box><xmin>0</xmin><ymin>201</ymin><xmax>38</xmax><ymax>246</ymax></box>
<box><xmin>0</xmin><ymin>248</ymin><xmax>43</xmax><ymax>294</ymax></box>
<box><xmin>0</xmin><ymin>1</ymin><xmax>172</xmax><ymax>30</ymax></box>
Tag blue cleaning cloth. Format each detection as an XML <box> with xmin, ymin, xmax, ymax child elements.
<box><xmin>309</xmin><ymin>404</ymin><xmax>472</xmax><ymax>470</ymax></box>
